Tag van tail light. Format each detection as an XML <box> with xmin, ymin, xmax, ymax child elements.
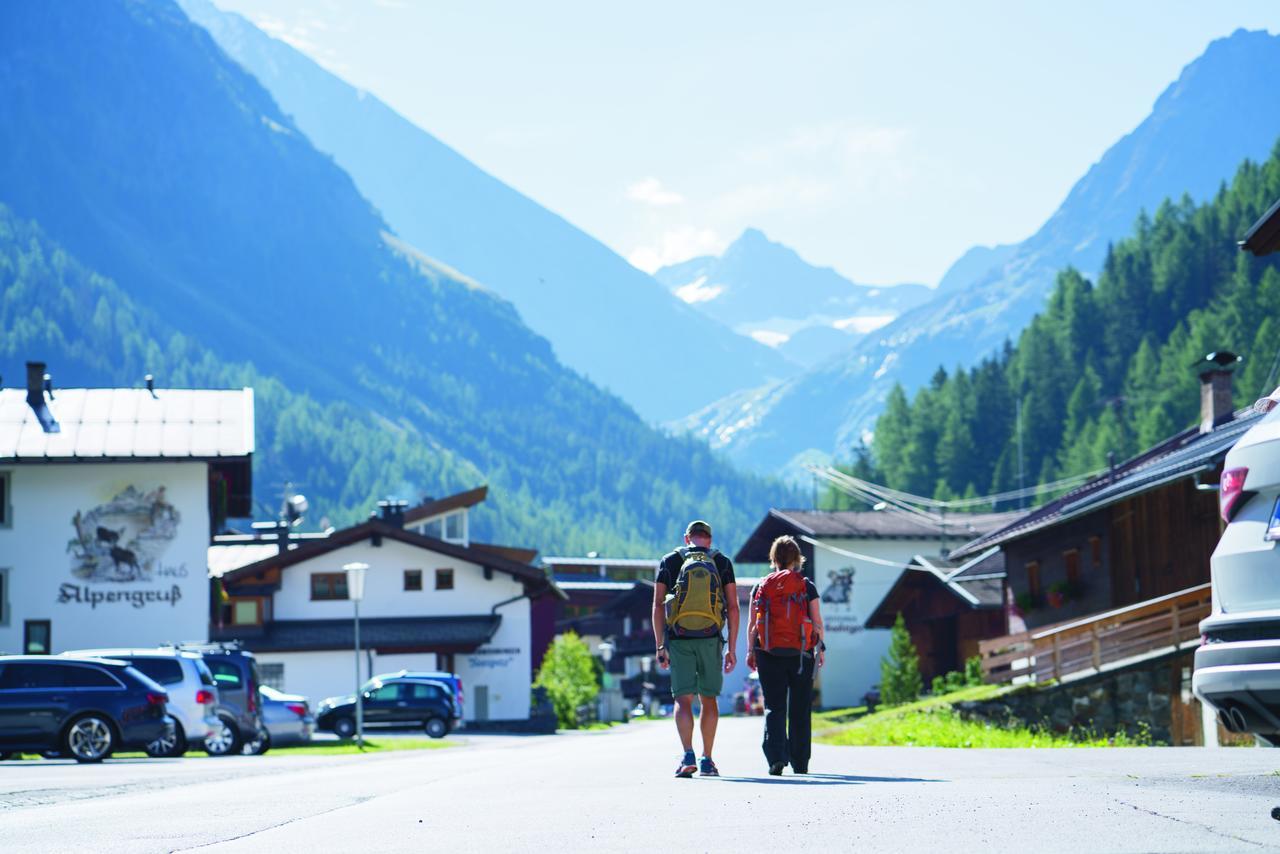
<box><xmin>1220</xmin><ymin>467</ymin><xmax>1250</xmax><ymax>522</ymax></box>
<box><xmin>146</xmin><ymin>692</ymin><xmax>168</xmax><ymax>707</ymax></box>
<box><xmin>196</xmin><ymin>689</ymin><xmax>215</xmax><ymax>706</ymax></box>
<box><xmin>285</xmin><ymin>703</ymin><xmax>307</xmax><ymax>718</ymax></box>
<box><xmin>247</xmin><ymin>682</ymin><xmax>257</xmax><ymax>714</ymax></box>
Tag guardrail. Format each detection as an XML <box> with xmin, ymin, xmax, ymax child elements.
<box><xmin>978</xmin><ymin>583</ymin><xmax>1212</xmax><ymax>684</ymax></box>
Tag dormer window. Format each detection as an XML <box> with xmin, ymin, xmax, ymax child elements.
<box><xmin>418</xmin><ymin>510</ymin><xmax>468</xmax><ymax>545</ymax></box>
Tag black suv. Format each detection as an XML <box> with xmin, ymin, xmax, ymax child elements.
<box><xmin>171</xmin><ymin>642</ymin><xmax>266</xmax><ymax>756</ymax></box>
<box><xmin>0</xmin><ymin>656</ymin><xmax>172</xmax><ymax>763</ymax></box>
<box><xmin>317</xmin><ymin>676</ymin><xmax>460</xmax><ymax>739</ymax></box>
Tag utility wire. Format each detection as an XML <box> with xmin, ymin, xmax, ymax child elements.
<box><xmin>806</xmin><ymin>464</ymin><xmax>1106</xmax><ymax>513</ymax></box>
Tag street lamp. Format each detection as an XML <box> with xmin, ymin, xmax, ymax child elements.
<box><xmin>344</xmin><ymin>561</ymin><xmax>369</xmax><ymax>749</ymax></box>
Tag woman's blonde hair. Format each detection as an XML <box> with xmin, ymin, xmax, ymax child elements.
<box><xmin>769</xmin><ymin>535</ymin><xmax>805</xmax><ymax>571</ymax></box>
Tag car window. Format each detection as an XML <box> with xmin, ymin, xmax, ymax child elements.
<box><xmin>62</xmin><ymin>665</ymin><xmax>121</xmax><ymax>688</ymax></box>
<box><xmin>0</xmin><ymin>662</ymin><xmax>64</xmax><ymax>689</ymax></box>
<box><xmin>208</xmin><ymin>660</ymin><xmax>243</xmax><ymax>690</ymax></box>
<box><xmin>368</xmin><ymin>683</ymin><xmax>402</xmax><ymax>702</ymax></box>
<box><xmin>127</xmin><ymin>658</ymin><xmax>183</xmax><ymax>685</ymax></box>
<box><xmin>195</xmin><ymin>659</ymin><xmax>216</xmax><ymax>687</ymax></box>
<box><xmin>408</xmin><ymin>683</ymin><xmax>441</xmax><ymax>700</ymax></box>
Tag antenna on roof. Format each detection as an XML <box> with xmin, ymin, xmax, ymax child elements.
<box><xmin>42</xmin><ymin>372</ymin><xmax>54</xmax><ymax>401</ymax></box>
<box><xmin>144</xmin><ymin>374</ymin><xmax>157</xmax><ymax>398</ymax></box>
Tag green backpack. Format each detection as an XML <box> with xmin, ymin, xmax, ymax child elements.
<box><xmin>665</xmin><ymin>548</ymin><xmax>726</xmax><ymax>639</ymax></box>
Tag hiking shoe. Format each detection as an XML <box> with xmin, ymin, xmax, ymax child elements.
<box><xmin>768</xmin><ymin>762</ymin><xmax>785</xmax><ymax>776</ymax></box>
<box><xmin>791</xmin><ymin>765</ymin><xmax>808</xmax><ymax>775</ymax></box>
<box><xmin>675</xmin><ymin>750</ymin><xmax>696</xmax><ymax>778</ymax></box>
<box><xmin>699</xmin><ymin>757</ymin><xmax>719</xmax><ymax>777</ymax></box>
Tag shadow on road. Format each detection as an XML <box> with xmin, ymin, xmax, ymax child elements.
<box><xmin>715</xmin><ymin>773</ymin><xmax>941</xmax><ymax>785</ymax></box>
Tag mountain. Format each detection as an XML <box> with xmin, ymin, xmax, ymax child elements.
<box><xmin>176</xmin><ymin>0</ymin><xmax>793</xmax><ymax>424</ymax></box>
<box><xmin>653</xmin><ymin>228</ymin><xmax>931</xmax><ymax>368</ymax></box>
<box><xmin>680</xmin><ymin>28</ymin><xmax>1280</xmax><ymax>474</ymax></box>
<box><xmin>0</xmin><ymin>0</ymin><xmax>795</xmax><ymax>555</ymax></box>
<box><xmin>867</xmin><ymin>144</ymin><xmax>1280</xmax><ymax>503</ymax></box>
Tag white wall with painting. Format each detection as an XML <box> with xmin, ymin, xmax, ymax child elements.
<box><xmin>0</xmin><ymin>461</ymin><xmax>211</xmax><ymax>655</ymax></box>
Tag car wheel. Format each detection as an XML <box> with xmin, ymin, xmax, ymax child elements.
<box><xmin>332</xmin><ymin>716</ymin><xmax>356</xmax><ymax>739</ymax></box>
<box><xmin>203</xmin><ymin>715</ymin><xmax>242</xmax><ymax>757</ymax></box>
<box><xmin>243</xmin><ymin>727</ymin><xmax>271</xmax><ymax>756</ymax></box>
<box><xmin>145</xmin><ymin>722</ymin><xmax>187</xmax><ymax>758</ymax></box>
<box><xmin>64</xmin><ymin>714</ymin><xmax>116</xmax><ymax>763</ymax></box>
<box><xmin>425</xmin><ymin>717</ymin><xmax>448</xmax><ymax>739</ymax></box>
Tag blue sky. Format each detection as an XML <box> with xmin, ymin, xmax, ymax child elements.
<box><xmin>214</xmin><ymin>1</ymin><xmax>1280</xmax><ymax>286</ymax></box>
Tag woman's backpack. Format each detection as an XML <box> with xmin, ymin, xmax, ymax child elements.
<box><xmin>665</xmin><ymin>548</ymin><xmax>726</xmax><ymax>639</ymax></box>
<box><xmin>752</xmin><ymin>569</ymin><xmax>812</xmax><ymax>656</ymax></box>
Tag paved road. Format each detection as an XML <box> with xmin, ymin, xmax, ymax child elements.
<box><xmin>2</xmin><ymin>718</ymin><xmax>1279</xmax><ymax>852</ymax></box>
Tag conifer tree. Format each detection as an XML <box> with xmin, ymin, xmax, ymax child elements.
<box><xmin>880</xmin><ymin>613</ymin><xmax>922</xmax><ymax>707</ymax></box>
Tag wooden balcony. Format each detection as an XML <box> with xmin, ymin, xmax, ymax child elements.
<box><xmin>979</xmin><ymin>583</ymin><xmax>1212</xmax><ymax>685</ymax></box>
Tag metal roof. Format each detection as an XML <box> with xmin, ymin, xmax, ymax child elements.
<box><xmin>214</xmin><ymin>615</ymin><xmax>501</xmax><ymax>653</ymax></box>
<box><xmin>208</xmin><ymin>543</ymin><xmax>281</xmax><ymax>578</ymax></box>
<box><xmin>950</xmin><ymin>412</ymin><xmax>1260</xmax><ymax>559</ymax></box>
<box><xmin>542</xmin><ymin>557</ymin><xmax>656</xmax><ymax>568</ymax></box>
<box><xmin>767</xmin><ymin>508</ymin><xmax>1019</xmax><ymax>539</ymax></box>
<box><xmin>0</xmin><ymin>387</ymin><xmax>254</xmax><ymax>461</ymax></box>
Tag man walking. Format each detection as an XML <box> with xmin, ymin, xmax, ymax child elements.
<box><xmin>653</xmin><ymin>520</ymin><xmax>738</xmax><ymax>778</ymax></box>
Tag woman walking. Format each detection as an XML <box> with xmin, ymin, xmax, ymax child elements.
<box><xmin>746</xmin><ymin>534</ymin><xmax>825</xmax><ymax>775</ymax></box>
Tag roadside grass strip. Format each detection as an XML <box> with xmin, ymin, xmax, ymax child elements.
<box><xmin>815</xmin><ymin>685</ymin><xmax>1151</xmax><ymax>748</ymax></box>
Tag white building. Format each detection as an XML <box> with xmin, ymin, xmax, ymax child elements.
<box><xmin>734</xmin><ymin>509</ymin><xmax>1017</xmax><ymax>708</ymax></box>
<box><xmin>210</xmin><ymin>492</ymin><xmax>560</xmax><ymax>723</ymax></box>
<box><xmin>0</xmin><ymin>362</ymin><xmax>254</xmax><ymax>655</ymax></box>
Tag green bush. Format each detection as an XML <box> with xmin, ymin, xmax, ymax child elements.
<box><xmin>533</xmin><ymin>631</ymin><xmax>600</xmax><ymax>729</ymax></box>
<box><xmin>964</xmin><ymin>655</ymin><xmax>984</xmax><ymax>686</ymax></box>
<box><xmin>880</xmin><ymin>613</ymin><xmax>923</xmax><ymax>706</ymax></box>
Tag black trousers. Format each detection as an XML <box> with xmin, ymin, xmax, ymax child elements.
<box><xmin>757</xmin><ymin>650</ymin><xmax>815</xmax><ymax>770</ymax></box>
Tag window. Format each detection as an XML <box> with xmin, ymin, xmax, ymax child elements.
<box><xmin>435</xmin><ymin>568</ymin><xmax>454</xmax><ymax>591</ymax></box>
<box><xmin>1089</xmin><ymin>536</ymin><xmax>1103</xmax><ymax>569</ymax></box>
<box><xmin>404</xmin><ymin>569</ymin><xmax>423</xmax><ymax>591</ymax></box>
<box><xmin>208</xmin><ymin>660</ymin><xmax>243</xmax><ymax>691</ymax></box>
<box><xmin>409</xmin><ymin>682</ymin><xmax>442</xmax><ymax>700</ymax></box>
<box><xmin>63</xmin><ymin>665</ymin><xmax>121</xmax><ymax>689</ymax></box>
<box><xmin>231</xmin><ymin>599</ymin><xmax>262</xmax><ymax>625</ymax></box>
<box><xmin>0</xmin><ymin>567</ymin><xmax>8</xmax><ymax>626</ymax></box>
<box><xmin>0</xmin><ymin>662</ymin><xmax>63</xmax><ymax>689</ymax></box>
<box><xmin>368</xmin><ymin>683</ymin><xmax>403</xmax><ymax>702</ymax></box>
<box><xmin>311</xmin><ymin>573</ymin><xmax>349</xmax><ymax>601</ymax></box>
<box><xmin>258</xmin><ymin>662</ymin><xmax>285</xmax><ymax>691</ymax></box>
<box><xmin>24</xmin><ymin>620</ymin><xmax>50</xmax><ymax>655</ymax></box>
<box><xmin>421</xmin><ymin>518</ymin><xmax>444</xmax><ymax>539</ymax></box>
<box><xmin>445</xmin><ymin>512</ymin><xmax>464</xmax><ymax>542</ymax></box>
<box><xmin>1064</xmin><ymin>549</ymin><xmax>1081</xmax><ymax>584</ymax></box>
<box><xmin>127</xmin><ymin>658</ymin><xmax>183</xmax><ymax>685</ymax></box>
<box><xmin>0</xmin><ymin>470</ymin><xmax>10</xmax><ymax>527</ymax></box>
<box><xmin>1025</xmin><ymin>562</ymin><xmax>1041</xmax><ymax>598</ymax></box>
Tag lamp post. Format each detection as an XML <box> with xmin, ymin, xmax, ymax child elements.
<box><xmin>344</xmin><ymin>561</ymin><xmax>369</xmax><ymax>749</ymax></box>
<box><xmin>597</xmin><ymin>641</ymin><xmax>615</xmax><ymax>723</ymax></box>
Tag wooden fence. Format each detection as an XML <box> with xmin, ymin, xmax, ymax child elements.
<box><xmin>979</xmin><ymin>583</ymin><xmax>1212</xmax><ymax>685</ymax></box>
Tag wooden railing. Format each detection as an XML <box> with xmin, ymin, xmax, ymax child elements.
<box><xmin>979</xmin><ymin>583</ymin><xmax>1212</xmax><ymax>685</ymax></box>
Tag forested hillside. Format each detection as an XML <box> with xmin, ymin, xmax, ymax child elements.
<box><xmin>862</xmin><ymin>143</ymin><xmax>1280</xmax><ymax>503</ymax></box>
<box><xmin>0</xmin><ymin>1</ymin><xmax>793</xmax><ymax>556</ymax></box>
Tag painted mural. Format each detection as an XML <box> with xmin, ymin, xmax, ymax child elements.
<box><xmin>67</xmin><ymin>486</ymin><xmax>181</xmax><ymax>583</ymax></box>
<box><xmin>821</xmin><ymin>566</ymin><xmax>864</xmax><ymax>635</ymax></box>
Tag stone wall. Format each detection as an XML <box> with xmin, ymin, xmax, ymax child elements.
<box><xmin>956</xmin><ymin>650</ymin><xmax>1194</xmax><ymax>745</ymax></box>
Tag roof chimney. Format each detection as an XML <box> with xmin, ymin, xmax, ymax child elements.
<box><xmin>377</xmin><ymin>498</ymin><xmax>407</xmax><ymax>528</ymax></box>
<box><xmin>25</xmin><ymin>361</ymin><xmax>59</xmax><ymax>434</ymax></box>
<box><xmin>1198</xmin><ymin>351</ymin><xmax>1241</xmax><ymax>433</ymax></box>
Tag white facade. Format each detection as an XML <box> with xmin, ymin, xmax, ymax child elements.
<box><xmin>0</xmin><ymin>461</ymin><xmax>211</xmax><ymax>654</ymax></box>
<box><xmin>808</xmin><ymin>536</ymin><xmax>943</xmax><ymax>708</ymax></box>
<box><xmin>242</xmin><ymin>537</ymin><xmax>533</xmax><ymax>722</ymax></box>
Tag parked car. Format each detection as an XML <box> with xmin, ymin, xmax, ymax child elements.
<box><xmin>1194</xmin><ymin>390</ymin><xmax>1280</xmax><ymax>744</ymax></box>
<box><xmin>319</xmin><ymin>675</ymin><xmax>460</xmax><ymax>738</ymax></box>
<box><xmin>0</xmin><ymin>656</ymin><xmax>172</xmax><ymax>763</ymax></box>
<box><xmin>62</xmin><ymin>647</ymin><xmax>219</xmax><ymax>757</ymax></box>
<box><xmin>170</xmin><ymin>642</ymin><xmax>266</xmax><ymax>756</ymax></box>
<box><xmin>364</xmin><ymin>670</ymin><xmax>464</xmax><ymax>721</ymax></box>
<box><xmin>247</xmin><ymin>685</ymin><xmax>314</xmax><ymax>751</ymax></box>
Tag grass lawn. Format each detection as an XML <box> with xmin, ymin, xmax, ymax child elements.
<box><xmin>815</xmin><ymin>684</ymin><xmax>1150</xmax><ymax>748</ymax></box>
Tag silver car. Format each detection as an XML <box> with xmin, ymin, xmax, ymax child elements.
<box><xmin>1193</xmin><ymin>390</ymin><xmax>1280</xmax><ymax>743</ymax></box>
<box><xmin>242</xmin><ymin>685</ymin><xmax>314</xmax><ymax>752</ymax></box>
<box><xmin>64</xmin><ymin>647</ymin><xmax>220</xmax><ymax>757</ymax></box>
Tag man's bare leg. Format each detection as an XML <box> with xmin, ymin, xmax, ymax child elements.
<box><xmin>698</xmin><ymin>694</ymin><xmax>720</xmax><ymax>758</ymax></box>
<box><xmin>674</xmin><ymin>694</ymin><xmax>696</xmax><ymax>752</ymax></box>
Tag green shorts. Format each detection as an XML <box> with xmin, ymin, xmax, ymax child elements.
<box><xmin>668</xmin><ymin>636</ymin><xmax>724</xmax><ymax>698</ymax></box>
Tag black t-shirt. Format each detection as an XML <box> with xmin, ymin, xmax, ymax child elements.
<box><xmin>655</xmin><ymin>548</ymin><xmax>736</xmax><ymax>590</ymax></box>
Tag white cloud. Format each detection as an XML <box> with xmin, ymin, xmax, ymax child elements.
<box><xmin>626</xmin><ymin>177</ymin><xmax>685</xmax><ymax>207</ymax></box>
<box><xmin>673</xmin><ymin>276</ymin><xmax>724</xmax><ymax>305</ymax></box>
<box><xmin>627</xmin><ymin>226</ymin><xmax>724</xmax><ymax>273</ymax></box>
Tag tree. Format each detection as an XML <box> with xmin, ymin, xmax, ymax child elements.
<box><xmin>533</xmin><ymin>631</ymin><xmax>600</xmax><ymax>729</ymax></box>
<box><xmin>880</xmin><ymin>613</ymin><xmax>922</xmax><ymax>707</ymax></box>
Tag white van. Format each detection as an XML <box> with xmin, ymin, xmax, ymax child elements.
<box><xmin>1193</xmin><ymin>388</ymin><xmax>1280</xmax><ymax>744</ymax></box>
